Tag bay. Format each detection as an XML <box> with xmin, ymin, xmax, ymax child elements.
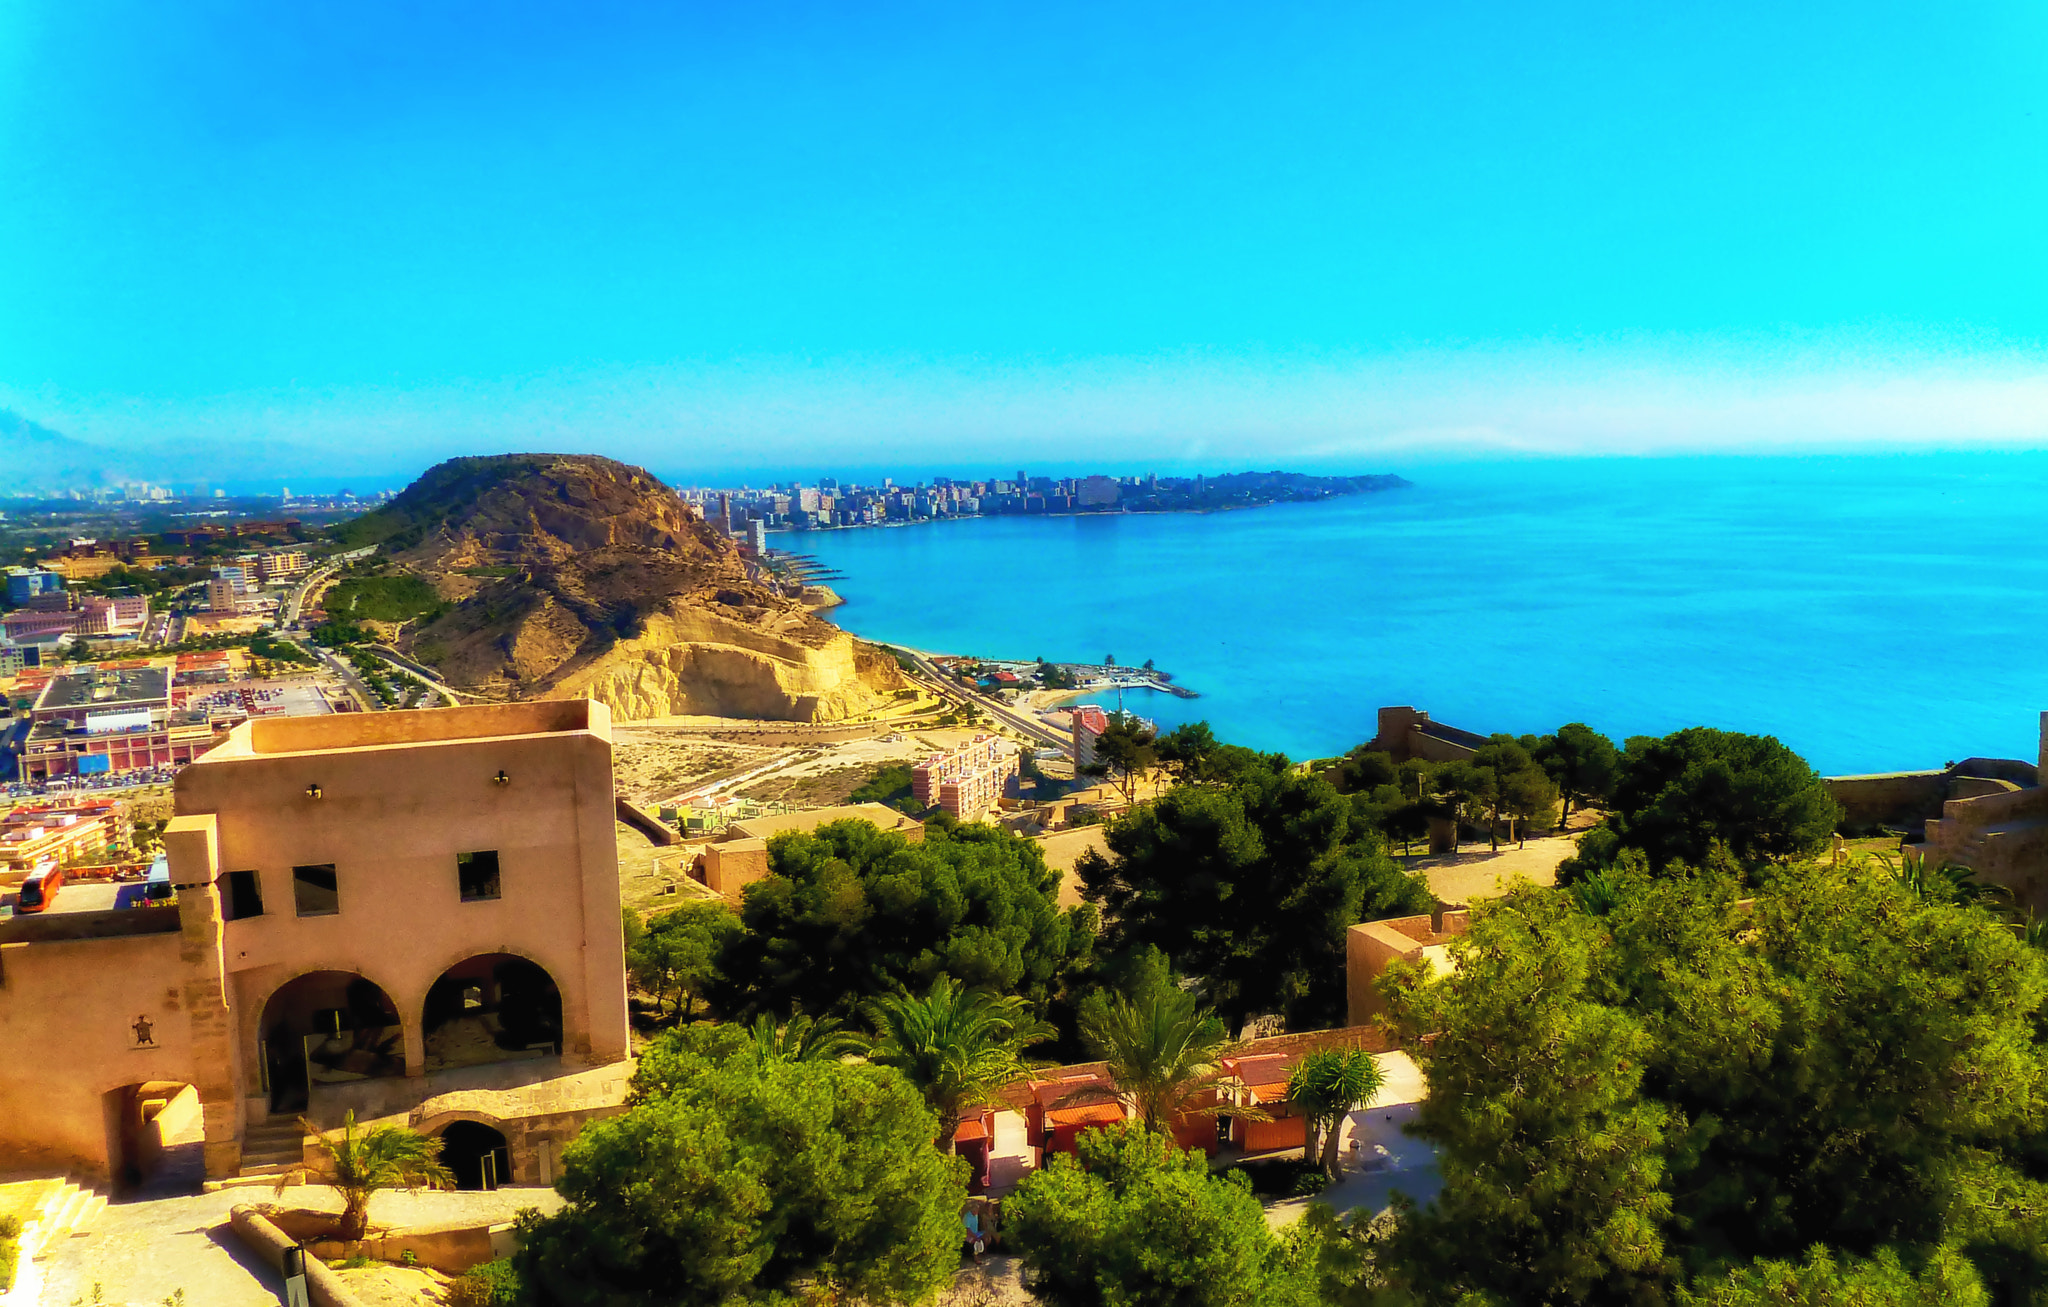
<box><xmin>789</xmin><ymin>453</ymin><xmax>2048</xmax><ymax>775</ymax></box>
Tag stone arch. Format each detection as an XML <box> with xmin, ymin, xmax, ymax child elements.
<box><xmin>257</xmin><ymin>969</ymin><xmax>406</xmax><ymax>1112</ymax></box>
<box><xmin>420</xmin><ymin>952</ymin><xmax>563</xmax><ymax>1075</ymax></box>
<box><xmin>424</xmin><ymin>1114</ymin><xmax>513</xmax><ymax>1191</ymax></box>
<box><xmin>99</xmin><ymin>1078</ymin><xmax>202</xmax><ymax>1194</ymax></box>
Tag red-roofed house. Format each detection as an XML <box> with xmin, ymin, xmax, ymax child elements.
<box><xmin>1025</xmin><ymin>1069</ymin><xmax>1126</xmax><ymax>1158</ymax></box>
<box><xmin>1219</xmin><ymin>1051</ymin><xmax>1310</xmax><ymax>1154</ymax></box>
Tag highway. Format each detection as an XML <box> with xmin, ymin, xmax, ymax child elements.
<box><xmin>282</xmin><ymin>561</ymin><xmax>339</xmax><ymax>629</ymax></box>
<box><xmin>368</xmin><ymin>644</ymin><xmax>475</xmax><ymax>706</ymax></box>
<box><xmin>895</xmin><ymin>649</ymin><xmax>1073</xmax><ymax>756</ymax></box>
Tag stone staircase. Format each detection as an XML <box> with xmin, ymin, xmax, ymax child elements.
<box><xmin>0</xmin><ymin>1176</ymin><xmax>107</xmax><ymax>1303</ymax></box>
<box><xmin>20</xmin><ymin>1177</ymin><xmax>106</xmax><ymax>1254</ymax></box>
<box><xmin>237</xmin><ymin>1118</ymin><xmax>308</xmax><ymax>1178</ymax></box>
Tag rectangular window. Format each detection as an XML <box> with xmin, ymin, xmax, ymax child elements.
<box><xmin>292</xmin><ymin>864</ymin><xmax>339</xmax><ymax>917</ymax></box>
<box><xmin>224</xmin><ymin>869</ymin><xmax>264</xmax><ymax>920</ymax></box>
<box><xmin>457</xmin><ymin>850</ymin><xmax>501</xmax><ymax>903</ymax></box>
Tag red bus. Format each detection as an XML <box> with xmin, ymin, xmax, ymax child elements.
<box><xmin>16</xmin><ymin>866</ymin><xmax>65</xmax><ymax>914</ymax></box>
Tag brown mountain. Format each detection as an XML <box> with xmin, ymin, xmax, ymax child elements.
<box><xmin>333</xmin><ymin>453</ymin><xmax>903</xmax><ymax>720</ymax></box>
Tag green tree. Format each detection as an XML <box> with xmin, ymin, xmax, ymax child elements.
<box><xmin>1327</xmin><ymin>747</ymin><xmax>1399</xmax><ymax>796</ymax></box>
<box><xmin>1080</xmin><ymin>986</ymin><xmax>1242</xmax><ymax>1133</ymax></box>
<box><xmin>1427</xmin><ymin>760</ymin><xmax>1487</xmax><ymax>853</ymax></box>
<box><xmin>1077</xmin><ymin>763</ymin><xmax>1429</xmax><ymax>1028</ymax></box>
<box><xmin>1565</xmin><ymin>727</ymin><xmax>1841</xmax><ymax>878</ymax></box>
<box><xmin>628</xmin><ymin>901</ymin><xmax>740</xmax><ymax>1019</ymax></box>
<box><xmin>1152</xmin><ymin>721</ymin><xmax>1276</xmax><ymax>787</ymax></box>
<box><xmin>711</xmin><ymin>817</ymin><xmax>1095</xmax><ymax>1023</ymax></box>
<box><xmin>1005</xmin><ymin>1121</ymin><xmax>1317</xmax><ymax>1307</ymax></box>
<box><xmin>1503</xmin><ymin>766</ymin><xmax>1561</xmax><ymax>847</ymax></box>
<box><xmin>747</xmin><ymin>1010</ymin><xmax>863</xmax><ymax>1062</ymax></box>
<box><xmin>1534</xmin><ymin>722</ymin><xmax>1621</xmax><ymax>827</ymax></box>
<box><xmin>1380</xmin><ymin>887</ymin><xmax>1674</xmax><ymax>1305</ymax></box>
<box><xmin>1086</xmin><ymin>710</ymin><xmax>1158</xmax><ymax>803</ymax></box>
<box><xmin>277</xmin><ymin>1110</ymin><xmax>453</xmax><ymax>1241</ymax></box>
<box><xmin>1286</xmin><ymin>1048</ymin><xmax>1386</xmax><ymax>1179</ymax></box>
<box><xmin>1468</xmin><ymin>738</ymin><xmax>1557</xmax><ymax>851</ymax></box>
<box><xmin>1679</xmin><ymin>1245</ymin><xmax>1990</xmax><ymax>1306</ymax></box>
<box><xmin>1378</xmin><ymin>860</ymin><xmax>2048</xmax><ymax>1302</ymax></box>
<box><xmin>848</xmin><ymin>761</ymin><xmax>919</xmax><ymax>813</ymax></box>
<box><xmin>517</xmin><ymin>1026</ymin><xmax>965</xmax><ymax>1306</ymax></box>
<box><xmin>1154</xmin><ymin>721</ymin><xmax>1221</xmax><ymax>782</ymax></box>
<box><xmin>865</xmin><ymin>976</ymin><xmax>1054</xmax><ymax>1145</ymax></box>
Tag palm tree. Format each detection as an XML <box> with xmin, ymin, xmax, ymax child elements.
<box><xmin>864</xmin><ymin>977</ymin><xmax>1055</xmax><ymax>1146</ymax></box>
<box><xmin>1287</xmin><ymin>1048</ymin><xmax>1387</xmax><ymax>1179</ymax></box>
<box><xmin>1878</xmin><ymin>853</ymin><xmax>2009</xmax><ymax>908</ymax></box>
<box><xmin>1080</xmin><ymin>987</ymin><xmax>1250</xmax><ymax>1134</ymax></box>
<box><xmin>277</xmin><ymin>1110</ymin><xmax>452</xmax><ymax>1241</ymax></box>
<box><xmin>750</xmin><ymin>1010</ymin><xmax>865</xmax><ymax>1062</ymax></box>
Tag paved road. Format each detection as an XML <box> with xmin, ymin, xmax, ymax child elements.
<box><xmin>315</xmin><ymin>647</ymin><xmax>379</xmax><ymax>712</ymax></box>
<box><xmin>368</xmin><ymin>645</ymin><xmax>475</xmax><ymax>705</ymax></box>
<box><xmin>0</xmin><ymin>880</ymin><xmax>122</xmax><ymax>914</ymax></box>
<box><xmin>282</xmin><ymin>562</ymin><xmax>338</xmax><ymax>629</ymax></box>
<box><xmin>897</xmin><ymin>650</ymin><xmax>1072</xmax><ymax>755</ymax></box>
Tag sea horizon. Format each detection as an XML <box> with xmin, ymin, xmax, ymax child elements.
<box><xmin>791</xmin><ymin>450</ymin><xmax>2048</xmax><ymax>776</ymax></box>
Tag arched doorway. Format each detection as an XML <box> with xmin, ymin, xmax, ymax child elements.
<box><xmin>437</xmin><ymin>1120</ymin><xmax>512</xmax><ymax>1190</ymax></box>
<box><xmin>102</xmin><ymin>1081</ymin><xmax>201</xmax><ymax>1194</ymax></box>
<box><xmin>423</xmin><ymin>954</ymin><xmax>562</xmax><ymax>1074</ymax></box>
<box><xmin>260</xmin><ymin>971</ymin><xmax>405</xmax><ymax>1112</ymax></box>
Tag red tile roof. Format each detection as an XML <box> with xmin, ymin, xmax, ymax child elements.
<box><xmin>1046</xmin><ymin>1102</ymin><xmax>1126</xmax><ymax>1129</ymax></box>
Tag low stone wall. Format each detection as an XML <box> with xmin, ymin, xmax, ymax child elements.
<box><xmin>0</xmin><ymin>905</ymin><xmax>181</xmax><ymax>944</ymax></box>
<box><xmin>1827</xmin><ymin>771</ymin><xmax>1950</xmax><ymax>831</ymax></box>
<box><xmin>1827</xmin><ymin>756</ymin><xmax>2039</xmax><ymax>832</ymax></box>
<box><xmin>614</xmin><ymin>796</ymin><xmax>678</xmax><ymax>847</ymax></box>
<box><xmin>228</xmin><ymin>1206</ymin><xmax>366</xmax><ymax>1307</ymax></box>
<box><xmin>306</xmin><ymin>1222</ymin><xmax>513</xmax><ymax>1276</ymax></box>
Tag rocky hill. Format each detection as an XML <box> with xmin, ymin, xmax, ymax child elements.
<box><xmin>334</xmin><ymin>454</ymin><xmax>904</xmax><ymax>721</ymax></box>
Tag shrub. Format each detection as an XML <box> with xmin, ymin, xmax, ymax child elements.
<box><xmin>447</xmin><ymin>1259</ymin><xmax>524</xmax><ymax>1307</ymax></box>
<box><xmin>0</xmin><ymin>1214</ymin><xmax>20</xmax><ymax>1289</ymax></box>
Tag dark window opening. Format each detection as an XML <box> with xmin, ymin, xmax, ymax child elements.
<box><xmin>293</xmin><ymin>864</ymin><xmax>339</xmax><ymax>917</ymax></box>
<box><xmin>225</xmin><ymin>870</ymin><xmax>264</xmax><ymax>920</ymax></box>
<box><xmin>457</xmin><ymin>851</ymin><xmax>501</xmax><ymax>903</ymax></box>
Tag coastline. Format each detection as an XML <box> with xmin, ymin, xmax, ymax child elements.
<box><xmin>777</xmin><ymin>458</ymin><xmax>2048</xmax><ymax>776</ymax></box>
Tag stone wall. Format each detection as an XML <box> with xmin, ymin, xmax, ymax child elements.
<box><xmin>1826</xmin><ymin>756</ymin><xmax>2038</xmax><ymax>832</ymax></box>
<box><xmin>1346</xmin><ymin>910</ymin><xmax>1471</xmax><ymax>1027</ymax></box>
<box><xmin>0</xmin><ymin>932</ymin><xmax>196</xmax><ymax>1182</ymax></box>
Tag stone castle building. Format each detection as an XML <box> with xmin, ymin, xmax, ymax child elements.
<box><xmin>0</xmin><ymin>700</ymin><xmax>630</xmax><ymax>1190</ymax></box>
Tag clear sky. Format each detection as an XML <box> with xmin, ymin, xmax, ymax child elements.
<box><xmin>2</xmin><ymin>1</ymin><xmax>2045</xmax><ymax>483</ymax></box>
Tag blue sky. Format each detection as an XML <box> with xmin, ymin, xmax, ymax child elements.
<box><xmin>2</xmin><ymin>1</ymin><xmax>2045</xmax><ymax>484</ymax></box>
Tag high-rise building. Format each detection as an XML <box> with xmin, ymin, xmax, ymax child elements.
<box><xmin>5</xmin><ymin>568</ymin><xmax>64</xmax><ymax>606</ymax></box>
<box><xmin>1071</xmin><ymin>706</ymin><xmax>1111</xmax><ymax>767</ymax></box>
<box><xmin>1077</xmin><ymin>476</ymin><xmax>1120</xmax><ymax>508</ymax></box>
<box><xmin>746</xmin><ymin>519</ymin><xmax>768</xmax><ymax>554</ymax></box>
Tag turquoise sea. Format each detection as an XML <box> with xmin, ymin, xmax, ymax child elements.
<box><xmin>791</xmin><ymin>454</ymin><xmax>2048</xmax><ymax>776</ymax></box>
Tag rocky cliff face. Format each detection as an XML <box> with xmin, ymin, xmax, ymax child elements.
<box><xmin>343</xmin><ymin>454</ymin><xmax>903</xmax><ymax>721</ymax></box>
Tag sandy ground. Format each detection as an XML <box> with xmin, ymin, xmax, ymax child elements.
<box><xmin>1405</xmin><ymin>832</ymin><xmax>1578</xmax><ymax>904</ymax></box>
<box><xmin>332</xmin><ymin>1263</ymin><xmax>457</xmax><ymax>1306</ymax></box>
<box><xmin>608</xmin><ymin>721</ymin><xmax>994</xmax><ymax>809</ymax></box>
<box><xmin>1033</xmin><ymin>826</ymin><xmax>1109</xmax><ymax>909</ymax></box>
<box><xmin>1392</xmin><ymin>810</ymin><xmax>1602</xmax><ymax>905</ymax></box>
